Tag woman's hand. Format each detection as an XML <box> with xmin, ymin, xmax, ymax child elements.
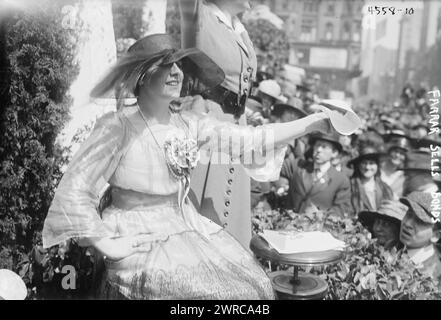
<box><xmin>84</xmin><ymin>233</ymin><xmax>157</xmax><ymax>261</ymax></box>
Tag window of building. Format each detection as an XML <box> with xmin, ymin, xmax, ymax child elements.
<box><xmin>353</xmin><ymin>22</ymin><xmax>361</xmax><ymax>42</ymax></box>
<box><xmin>345</xmin><ymin>2</ymin><xmax>353</xmax><ymax>15</ymax></box>
<box><xmin>303</xmin><ymin>1</ymin><xmax>318</xmax><ymax>13</ymax></box>
<box><xmin>342</xmin><ymin>22</ymin><xmax>350</xmax><ymax>41</ymax></box>
<box><xmin>300</xmin><ymin>19</ymin><xmax>316</xmax><ymax>42</ymax></box>
<box><xmin>325</xmin><ymin>22</ymin><xmax>334</xmax><ymax>40</ymax></box>
<box><xmin>326</xmin><ymin>3</ymin><xmax>335</xmax><ymax>16</ymax></box>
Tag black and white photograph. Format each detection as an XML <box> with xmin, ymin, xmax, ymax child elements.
<box><xmin>0</xmin><ymin>0</ymin><xmax>441</xmax><ymax>307</ymax></box>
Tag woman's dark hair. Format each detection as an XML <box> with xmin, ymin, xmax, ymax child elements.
<box><xmin>132</xmin><ymin>56</ymin><xmax>167</xmax><ymax>97</ymax></box>
<box><xmin>180</xmin><ymin>58</ymin><xmax>210</xmax><ymax>97</ymax></box>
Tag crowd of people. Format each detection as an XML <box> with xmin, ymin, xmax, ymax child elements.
<box><xmin>247</xmin><ymin>71</ymin><xmax>441</xmax><ymax>284</ymax></box>
<box><xmin>2</xmin><ymin>0</ymin><xmax>440</xmax><ymax>300</ymax></box>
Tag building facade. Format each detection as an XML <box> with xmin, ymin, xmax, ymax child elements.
<box><xmin>356</xmin><ymin>0</ymin><xmax>440</xmax><ymax>103</ymax></box>
<box><xmin>257</xmin><ymin>0</ymin><xmax>364</xmax><ymax>99</ymax></box>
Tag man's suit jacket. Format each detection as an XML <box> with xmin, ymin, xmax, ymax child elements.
<box><xmin>280</xmin><ymin>158</ymin><xmax>352</xmax><ymax>217</ymax></box>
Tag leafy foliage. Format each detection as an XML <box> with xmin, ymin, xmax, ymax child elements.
<box><xmin>0</xmin><ymin>1</ymin><xmax>79</xmax><ymax>271</ymax></box>
<box><xmin>16</xmin><ymin>240</ymin><xmax>103</xmax><ymax>300</ymax></box>
<box><xmin>252</xmin><ymin>208</ymin><xmax>441</xmax><ymax>300</ymax></box>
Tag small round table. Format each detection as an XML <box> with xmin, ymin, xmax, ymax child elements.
<box><xmin>250</xmin><ymin>234</ymin><xmax>344</xmax><ymax>300</ymax></box>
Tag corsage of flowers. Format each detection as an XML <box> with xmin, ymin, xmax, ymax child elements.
<box><xmin>164</xmin><ymin>137</ymin><xmax>200</xmax><ymax>180</ymax></box>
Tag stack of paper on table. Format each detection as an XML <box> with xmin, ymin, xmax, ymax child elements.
<box><xmin>259</xmin><ymin>230</ymin><xmax>346</xmax><ymax>254</ymax></box>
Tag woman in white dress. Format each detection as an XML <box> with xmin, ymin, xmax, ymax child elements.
<box><xmin>42</xmin><ymin>34</ymin><xmax>331</xmax><ymax>299</ymax></box>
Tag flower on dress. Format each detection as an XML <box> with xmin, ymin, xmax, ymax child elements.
<box><xmin>164</xmin><ymin>137</ymin><xmax>200</xmax><ymax>180</ymax></box>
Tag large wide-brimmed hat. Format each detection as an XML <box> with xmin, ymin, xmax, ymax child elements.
<box><xmin>348</xmin><ymin>145</ymin><xmax>387</xmax><ymax>167</ymax></box>
<box><xmin>400</xmin><ymin>191</ymin><xmax>439</xmax><ymax>224</ymax></box>
<box><xmin>412</xmin><ymin>137</ymin><xmax>441</xmax><ymax>152</ymax></box>
<box><xmin>359</xmin><ymin>200</ymin><xmax>408</xmax><ymax>233</ymax></box>
<box><xmin>398</xmin><ymin>150</ymin><xmax>441</xmax><ymax>174</ymax></box>
<box><xmin>309</xmin><ymin>131</ymin><xmax>343</xmax><ymax>153</ymax></box>
<box><xmin>271</xmin><ymin>102</ymin><xmax>308</xmax><ymax>119</ymax></box>
<box><xmin>258</xmin><ymin>80</ymin><xmax>286</xmax><ymax>101</ymax></box>
<box><xmin>0</xmin><ymin>269</ymin><xmax>27</xmax><ymax>300</ymax></box>
<box><xmin>90</xmin><ymin>33</ymin><xmax>225</xmax><ymax>99</ymax></box>
<box><xmin>384</xmin><ymin>132</ymin><xmax>413</xmax><ymax>153</ymax></box>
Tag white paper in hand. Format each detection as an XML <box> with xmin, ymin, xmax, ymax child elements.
<box><xmin>260</xmin><ymin>230</ymin><xmax>346</xmax><ymax>254</ymax></box>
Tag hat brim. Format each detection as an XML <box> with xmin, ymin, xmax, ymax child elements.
<box><xmin>259</xmin><ymin>90</ymin><xmax>286</xmax><ymax>102</ymax></box>
<box><xmin>359</xmin><ymin>210</ymin><xmax>402</xmax><ymax>232</ymax></box>
<box><xmin>348</xmin><ymin>152</ymin><xmax>387</xmax><ymax>167</ymax></box>
<box><xmin>309</xmin><ymin>136</ymin><xmax>343</xmax><ymax>153</ymax></box>
<box><xmin>382</xmin><ymin>133</ymin><xmax>412</xmax><ymax>142</ymax></box>
<box><xmin>166</xmin><ymin>48</ymin><xmax>225</xmax><ymax>90</ymax></box>
<box><xmin>399</xmin><ymin>197</ymin><xmax>435</xmax><ymax>224</ymax></box>
<box><xmin>272</xmin><ymin>103</ymin><xmax>308</xmax><ymax>118</ymax></box>
<box><xmin>90</xmin><ymin>47</ymin><xmax>225</xmax><ymax>99</ymax></box>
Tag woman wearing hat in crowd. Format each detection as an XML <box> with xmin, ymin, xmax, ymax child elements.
<box><xmin>358</xmin><ymin>200</ymin><xmax>407</xmax><ymax>250</ymax></box>
<box><xmin>348</xmin><ymin>144</ymin><xmax>395</xmax><ymax>214</ymax></box>
<box><xmin>178</xmin><ymin>0</ymin><xmax>263</xmax><ymax>249</ymax></box>
<box><xmin>257</xmin><ymin>79</ymin><xmax>287</xmax><ymax>119</ymax></box>
<box><xmin>380</xmin><ymin>132</ymin><xmax>412</xmax><ymax>198</ymax></box>
<box><xmin>42</xmin><ymin>34</ymin><xmax>333</xmax><ymax>299</ymax></box>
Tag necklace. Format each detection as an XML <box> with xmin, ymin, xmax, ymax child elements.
<box><xmin>137</xmin><ymin>105</ymin><xmax>167</xmax><ymax>152</ymax></box>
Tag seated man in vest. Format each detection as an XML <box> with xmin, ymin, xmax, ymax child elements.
<box><xmin>278</xmin><ymin>131</ymin><xmax>352</xmax><ymax>218</ymax></box>
<box><xmin>399</xmin><ymin>192</ymin><xmax>441</xmax><ymax>283</ymax></box>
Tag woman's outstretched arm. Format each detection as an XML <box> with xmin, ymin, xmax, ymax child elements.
<box><xmin>181</xmin><ymin>96</ymin><xmax>333</xmax><ymax>181</ymax></box>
